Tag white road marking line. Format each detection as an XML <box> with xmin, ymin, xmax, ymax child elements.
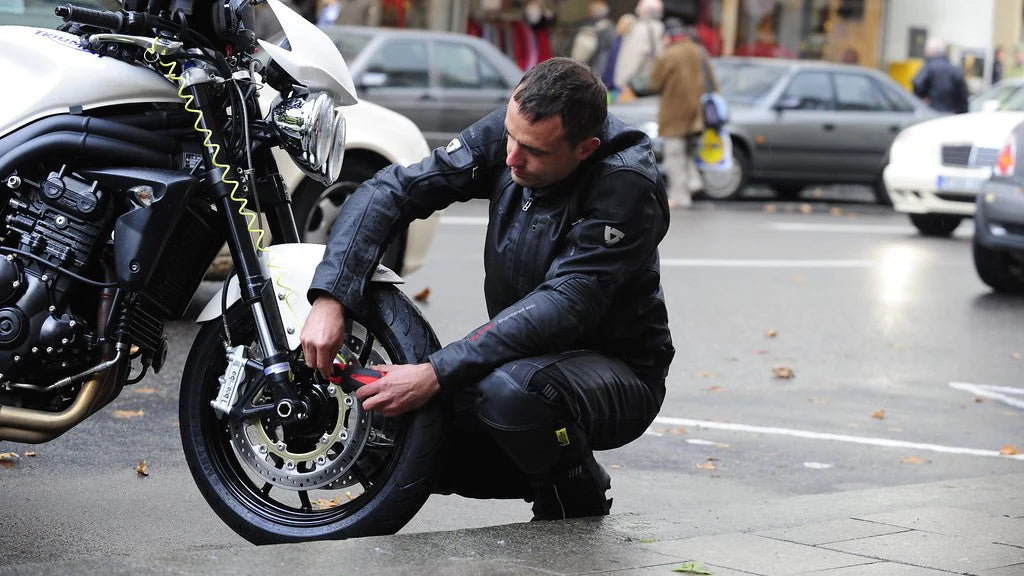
<box><xmin>950</xmin><ymin>382</ymin><xmax>1024</xmax><ymax>410</ymax></box>
<box><xmin>768</xmin><ymin>222</ymin><xmax>917</xmax><ymax>234</ymax></box>
<box><xmin>648</xmin><ymin>416</ymin><xmax>1024</xmax><ymax>461</ymax></box>
<box><xmin>440</xmin><ymin>216</ymin><xmax>489</xmax><ymax>225</ymax></box>
<box><xmin>660</xmin><ymin>259</ymin><xmax>875</xmax><ymax>268</ymax></box>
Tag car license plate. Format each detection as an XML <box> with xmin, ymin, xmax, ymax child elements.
<box><xmin>936</xmin><ymin>175</ymin><xmax>984</xmax><ymax>193</ymax></box>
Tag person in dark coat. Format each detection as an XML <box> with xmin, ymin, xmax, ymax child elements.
<box><xmin>300</xmin><ymin>57</ymin><xmax>673</xmax><ymax>521</ymax></box>
<box><xmin>912</xmin><ymin>37</ymin><xmax>969</xmax><ymax>114</ymax></box>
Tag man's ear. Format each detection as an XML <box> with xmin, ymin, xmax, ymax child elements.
<box><xmin>575</xmin><ymin>137</ymin><xmax>602</xmax><ymax>161</ymax></box>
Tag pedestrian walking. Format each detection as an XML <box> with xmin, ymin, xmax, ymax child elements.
<box><xmin>602</xmin><ymin>13</ymin><xmax>637</xmax><ymax>99</ymax></box>
<box><xmin>612</xmin><ymin>0</ymin><xmax>664</xmax><ymax>102</ymax></box>
<box><xmin>570</xmin><ymin>0</ymin><xmax>616</xmax><ymax>78</ymax></box>
<box><xmin>651</xmin><ymin>18</ymin><xmax>713</xmax><ymax>209</ymax></box>
<box><xmin>301</xmin><ymin>57</ymin><xmax>672</xmax><ymax>521</ymax></box>
<box><xmin>912</xmin><ymin>37</ymin><xmax>969</xmax><ymax>114</ymax></box>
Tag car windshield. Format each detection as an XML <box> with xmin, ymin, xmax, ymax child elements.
<box><xmin>712</xmin><ymin>61</ymin><xmax>788</xmax><ymax>105</ymax></box>
<box><xmin>969</xmin><ymin>82</ymin><xmax>1024</xmax><ymax>112</ymax></box>
<box><xmin>0</xmin><ymin>0</ymin><xmax>119</xmax><ymax>26</ymax></box>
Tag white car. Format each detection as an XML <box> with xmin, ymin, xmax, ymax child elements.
<box><xmin>884</xmin><ymin>79</ymin><xmax>1024</xmax><ymax>237</ymax></box>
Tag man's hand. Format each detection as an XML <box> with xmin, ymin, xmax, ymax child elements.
<box><xmin>355</xmin><ymin>363</ymin><xmax>440</xmax><ymax>417</ymax></box>
<box><xmin>301</xmin><ymin>296</ymin><xmax>346</xmax><ymax>378</ymax></box>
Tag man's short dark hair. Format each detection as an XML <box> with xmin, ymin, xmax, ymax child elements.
<box><xmin>513</xmin><ymin>57</ymin><xmax>608</xmax><ymax>146</ymax></box>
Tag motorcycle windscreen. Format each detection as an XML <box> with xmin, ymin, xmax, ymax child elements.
<box><xmin>258</xmin><ymin>0</ymin><xmax>358</xmax><ymax>106</ymax></box>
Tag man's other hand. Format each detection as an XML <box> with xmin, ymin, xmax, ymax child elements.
<box><xmin>356</xmin><ymin>363</ymin><xmax>440</xmax><ymax>416</ymax></box>
<box><xmin>301</xmin><ymin>296</ymin><xmax>346</xmax><ymax>378</ymax></box>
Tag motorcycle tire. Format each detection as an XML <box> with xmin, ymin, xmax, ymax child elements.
<box><xmin>179</xmin><ymin>284</ymin><xmax>442</xmax><ymax>544</ymax></box>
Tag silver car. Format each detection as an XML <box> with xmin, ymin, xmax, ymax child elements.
<box><xmin>610</xmin><ymin>57</ymin><xmax>938</xmax><ymax>203</ymax></box>
<box><xmin>320</xmin><ymin>25</ymin><xmax>525</xmax><ymax>149</ymax></box>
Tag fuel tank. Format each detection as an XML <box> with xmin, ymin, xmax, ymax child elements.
<box><xmin>0</xmin><ymin>26</ymin><xmax>180</xmax><ymax>137</ymax></box>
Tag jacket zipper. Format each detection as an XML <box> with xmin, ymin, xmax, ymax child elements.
<box><xmin>511</xmin><ymin>188</ymin><xmax>534</xmax><ymax>288</ymax></box>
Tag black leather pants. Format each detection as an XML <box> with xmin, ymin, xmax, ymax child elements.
<box><xmin>433</xmin><ymin>350</ymin><xmax>665</xmax><ymax>500</ymax></box>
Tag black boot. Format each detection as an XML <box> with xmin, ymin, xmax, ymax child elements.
<box><xmin>531</xmin><ymin>451</ymin><xmax>612</xmax><ymax>521</ymax></box>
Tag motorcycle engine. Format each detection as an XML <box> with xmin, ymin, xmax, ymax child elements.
<box><xmin>0</xmin><ymin>167</ymin><xmax>117</xmax><ymax>386</ymax></box>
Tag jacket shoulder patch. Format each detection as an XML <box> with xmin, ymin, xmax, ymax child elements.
<box><xmin>446</xmin><ymin>137</ymin><xmax>463</xmax><ymax>153</ymax></box>
<box><xmin>604</xmin><ymin>226</ymin><xmax>624</xmax><ymax>246</ymax></box>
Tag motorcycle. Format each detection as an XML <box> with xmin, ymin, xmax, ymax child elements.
<box><xmin>0</xmin><ymin>0</ymin><xmax>443</xmax><ymax>543</ymax></box>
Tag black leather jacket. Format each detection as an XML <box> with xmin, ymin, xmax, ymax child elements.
<box><xmin>309</xmin><ymin>107</ymin><xmax>675</xmax><ymax>392</ymax></box>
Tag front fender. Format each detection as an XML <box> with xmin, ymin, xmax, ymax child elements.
<box><xmin>196</xmin><ymin>243</ymin><xmax>403</xmax><ymax>350</ymax></box>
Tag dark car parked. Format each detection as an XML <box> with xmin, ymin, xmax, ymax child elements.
<box><xmin>972</xmin><ymin>123</ymin><xmax>1024</xmax><ymax>293</ymax></box>
<box><xmin>316</xmin><ymin>25</ymin><xmax>524</xmax><ymax>149</ymax></box>
<box><xmin>608</xmin><ymin>57</ymin><xmax>938</xmax><ymax>203</ymax></box>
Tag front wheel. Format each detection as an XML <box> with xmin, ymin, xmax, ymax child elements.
<box><xmin>179</xmin><ymin>285</ymin><xmax>442</xmax><ymax>544</ymax></box>
<box><xmin>909</xmin><ymin>213</ymin><xmax>963</xmax><ymax>237</ymax></box>
<box><xmin>700</xmin><ymin>142</ymin><xmax>748</xmax><ymax>200</ymax></box>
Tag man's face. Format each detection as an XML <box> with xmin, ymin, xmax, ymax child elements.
<box><xmin>504</xmin><ymin>97</ymin><xmax>598</xmax><ymax>189</ymax></box>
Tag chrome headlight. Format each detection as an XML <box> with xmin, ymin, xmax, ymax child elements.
<box><xmin>271</xmin><ymin>91</ymin><xmax>345</xmax><ymax>184</ymax></box>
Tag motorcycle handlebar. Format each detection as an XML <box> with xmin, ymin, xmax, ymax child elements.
<box><xmin>54</xmin><ymin>4</ymin><xmax>125</xmax><ymax>32</ymax></box>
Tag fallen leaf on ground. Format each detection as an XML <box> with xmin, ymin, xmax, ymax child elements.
<box><xmin>312</xmin><ymin>497</ymin><xmax>343</xmax><ymax>510</ymax></box>
<box><xmin>871</xmin><ymin>409</ymin><xmax>886</xmax><ymax>420</ymax></box>
<box><xmin>808</xmin><ymin>397</ymin><xmax>828</xmax><ymax>404</ymax></box>
<box><xmin>899</xmin><ymin>456</ymin><xmax>928</xmax><ymax>465</ymax></box>
<box><xmin>696</xmin><ymin>371</ymin><xmax>716</xmax><ymax>378</ymax></box>
<box><xmin>762</xmin><ymin>203</ymin><xmax>778</xmax><ymax>213</ymax></box>
<box><xmin>772</xmin><ymin>366</ymin><xmax>795</xmax><ymax>379</ymax></box>
<box><xmin>1000</xmin><ymin>444</ymin><xmax>1021</xmax><ymax>456</ymax></box>
<box><xmin>131</xmin><ymin>387</ymin><xmax>158</xmax><ymax>395</ymax></box>
<box><xmin>704</xmin><ymin>385</ymin><xmax>723</xmax><ymax>393</ymax></box>
<box><xmin>891</xmin><ymin>342</ymin><xmax>905</xmax><ymax>350</ymax></box>
<box><xmin>413</xmin><ymin>287</ymin><xmax>431</xmax><ymax>302</ymax></box>
<box><xmin>25</xmin><ymin>451</ymin><xmax>36</xmax><ymax>457</ymax></box>
<box><xmin>640</xmin><ymin>537</ymin><xmax>657</xmax><ymax>543</ymax></box>
<box><xmin>888</xmin><ymin>427</ymin><xmax>904</xmax><ymax>433</ymax></box>
<box><xmin>0</xmin><ymin>452</ymin><xmax>20</xmax><ymax>468</ymax></box>
<box><xmin>114</xmin><ymin>409</ymin><xmax>145</xmax><ymax>419</ymax></box>
<box><xmin>610</xmin><ymin>464</ymin><xmax>622</xmax><ymax>469</ymax></box>
<box><xmin>669</xmin><ymin>426</ymin><xmax>687</xmax><ymax>435</ymax></box>
<box><xmin>695</xmin><ymin>458</ymin><xmax>716</xmax><ymax>470</ymax></box>
<box><xmin>1013</xmin><ymin>352</ymin><xmax>1021</xmax><ymax>361</ymax></box>
<box><xmin>799</xmin><ymin>203</ymin><xmax>813</xmax><ymax>214</ymax></box>
<box><xmin>751</xmin><ymin>349</ymin><xmax>768</xmax><ymax>355</ymax></box>
<box><xmin>792</xmin><ymin>275</ymin><xmax>805</xmax><ymax>284</ymax></box>
<box><xmin>135</xmin><ymin>460</ymin><xmax>149</xmax><ymax>476</ymax></box>
<box><xmin>765</xmin><ymin>329</ymin><xmax>778</xmax><ymax>338</ymax></box>
<box><xmin>830</xmin><ymin>207</ymin><xmax>844</xmax><ymax>216</ymax></box>
<box><xmin>673</xmin><ymin>560</ymin><xmax>713</xmax><ymax>574</ymax></box>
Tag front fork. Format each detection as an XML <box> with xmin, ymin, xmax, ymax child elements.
<box><xmin>186</xmin><ymin>78</ymin><xmax>302</xmax><ymax>416</ymax></box>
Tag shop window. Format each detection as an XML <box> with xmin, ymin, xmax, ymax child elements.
<box><xmin>781</xmin><ymin>71</ymin><xmax>834</xmax><ymax>110</ymax></box>
<box><xmin>365</xmin><ymin>39</ymin><xmax>429</xmax><ymax>88</ymax></box>
<box><xmin>832</xmin><ymin>73</ymin><xmax>886</xmax><ymax>111</ymax></box>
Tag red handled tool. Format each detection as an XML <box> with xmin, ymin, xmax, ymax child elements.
<box><xmin>327</xmin><ymin>357</ymin><xmax>383</xmax><ymax>394</ymax></box>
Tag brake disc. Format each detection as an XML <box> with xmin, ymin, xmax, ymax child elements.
<box><xmin>228</xmin><ymin>382</ymin><xmax>371</xmax><ymax>490</ymax></box>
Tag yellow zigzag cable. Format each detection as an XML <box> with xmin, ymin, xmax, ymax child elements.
<box><xmin>147</xmin><ymin>41</ymin><xmax>299</xmax><ymax>325</ymax></box>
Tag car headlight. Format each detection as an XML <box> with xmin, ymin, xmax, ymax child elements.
<box><xmin>271</xmin><ymin>91</ymin><xmax>345</xmax><ymax>185</ymax></box>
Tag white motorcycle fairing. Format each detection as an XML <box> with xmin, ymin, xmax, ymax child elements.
<box><xmin>258</xmin><ymin>0</ymin><xmax>358</xmax><ymax>106</ymax></box>
<box><xmin>196</xmin><ymin>243</ymin><xmax>402</xmax><ymax>350</ymax></box>
<box><xmin>0</xmin><ymin>26</ymin><xmax>180</xmax><ymax>137</ymax></box>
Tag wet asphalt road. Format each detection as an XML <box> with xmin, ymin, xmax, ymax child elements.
<box><xmin>2</xmin><ymin>193</ymin><xmax>1022</xmax><ymax>564</ymax></box>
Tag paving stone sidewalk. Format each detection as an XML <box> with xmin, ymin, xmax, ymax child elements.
<box><xmin>3</xmin><ymin>473</ymin><xmax>1023</xmax><ymax>576</ymax></box>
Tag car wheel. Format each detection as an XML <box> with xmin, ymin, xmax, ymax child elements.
<box><xmin>773</xmin><ymin>184</ymin><xmax>803</xmax><ymax>201</ymax></box>
<box><xmin>973</xmin><ymin>238</ymin><xmax>1024</xmax><ymax>294</ymax></box>
<box><xmin>291</xmin><ymin>162</ymin><xmax>406</xmax><ymax>273</ymax></box>
<box><xmin>700</xmin><ymin>142</ymin><xmax>748</xmax><ymax>200</ymax></box>
<box><xmin>908</xmin><ymin>213</ymin><xmax>962</xmax><ymax>237</ymax></box>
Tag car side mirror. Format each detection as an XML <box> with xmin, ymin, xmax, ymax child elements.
<box><xmin>773</xmin><ymin>95</ymin><xmax>801</xmax><ymax>111</ymax></box>
<box><xmin>359</xmin><ymin>72</ymin><xmax>388</xmax><ymax>89</ymax></box>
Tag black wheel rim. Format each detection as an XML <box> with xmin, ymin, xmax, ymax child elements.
<box><xmin>200</xmin><ymin>315</ymin><xmax>407</xmax><ymax>531</ymax></box>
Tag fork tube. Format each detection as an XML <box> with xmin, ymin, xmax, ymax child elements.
<box><xmin>187</xmin><ymin>82</ymin><xmax>295</xmax><ymax>395</ymax></box>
